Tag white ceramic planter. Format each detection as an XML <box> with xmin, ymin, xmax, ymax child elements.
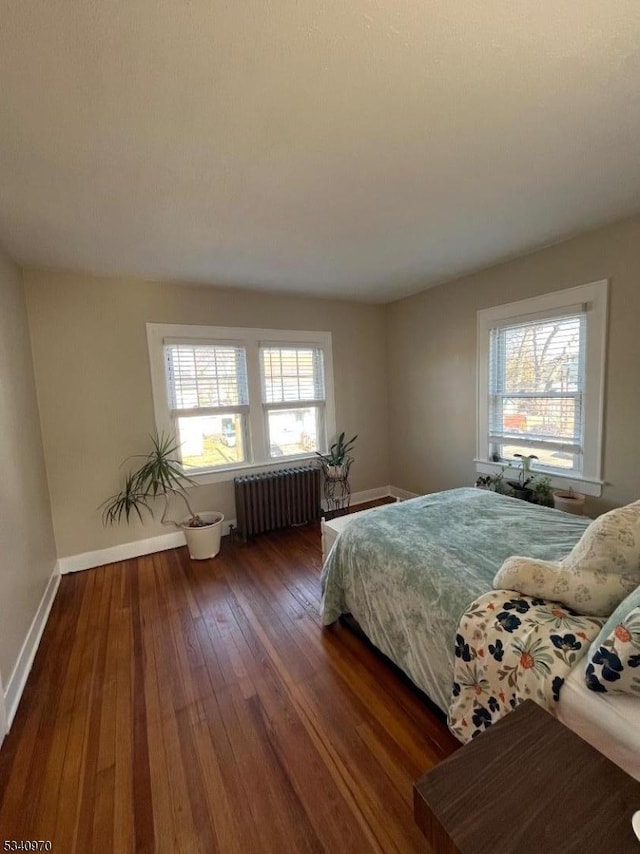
<box><xmin>181</xmin><ymin>511</ymin><xmax>224</xmax><ymax>559</ymax></box>
<box><xmin>553</xmin><ymin>491</ymin><xmax>586</xmax><ymax>516</ymax></box>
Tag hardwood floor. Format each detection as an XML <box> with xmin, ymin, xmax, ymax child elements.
<box><xmin>0</xmin><ymin>510</ymin><xmax>458</xmax><ymax>853</ymax></box>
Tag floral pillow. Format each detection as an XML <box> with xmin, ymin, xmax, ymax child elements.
<box><xmin>585</xmin><ymin>606</ymin><xmax>640</xmax><ymax>694</ymax></box>
<box><xmin>493</xmin><ymin>500</ymin><xmax>640</xmax><ymax>616</ymax></box>
<box><xmin>587</xmin><ymin>585</ymin><xmax>640</xmax><ymax>655</ymax></box>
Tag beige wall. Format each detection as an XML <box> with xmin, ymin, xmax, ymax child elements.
<box><xmin>20</xmin><ymin>214</ymin><xmax>640</xmax><ymax>562</ymax></box>
<box><xmin>387</xmin><ymin>215</ymin><xmax>640</xmax><ymax>515</ymax></box>
<box><xmin>24</xmin><ymin>272</ymin><xmax>389</xmax><ymax>557</ymax></box>
<box><xmin>0</xmin><ymin>250</ymin><xmax>57</xmax><ymax>685</ymax></box>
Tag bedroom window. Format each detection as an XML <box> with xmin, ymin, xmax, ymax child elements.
<box><xmin>476</xmin><ymin>281</ymin><xmax>607</xmax><ymax>496</ymax></box>
<box><xmin>164</xmin><ymin>342</ymin><xmax>250</xmax><ymax>470</ymax></box>
<box><xmin>260</xmin><ymin>346</ymin><xmax>326</xmax><ymax>458</ymax></box>
<box><xmin>147</xmin><ymin>324</ymin><xmax>335</xmax><ymax>482</ymax></box>
<box><xmin>489</xmin><ymin>312</ymin><xmax>586</xmax><ymax>471</ymax></box>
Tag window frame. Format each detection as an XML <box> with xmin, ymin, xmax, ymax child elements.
<box><xmin>147</xmin><ymin>323</ymin><xmax>335</xmax><ymax>484</ymax></box>
<box><xmin>476</xmin><ymin>280</ymin><xmax>608</xmax><ymax>497</ymax></box>
<box><xmin>259</xmin><ymin>343</ymin><xmax>327</xmax><ymax>461</ymax></box>
<box><xmin>164</xmin><ymin>339</ymin><xmax>251</xmax><ymax>472</ymax></box>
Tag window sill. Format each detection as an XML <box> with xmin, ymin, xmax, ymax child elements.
<box><xmin>473</xmin><ymin>459</ymin><xmax>603</xmax><ymax>498</ymax></box>
<box><xmin>184</xmin><ymin>453</ymin><xmax>320</xmax><ymax>486</ymax></box>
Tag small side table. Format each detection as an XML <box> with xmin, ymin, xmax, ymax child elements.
<box><xmin>414</xmin><ymin>700</ymin><xmax>640</xmax><ymax>853</ymax></box>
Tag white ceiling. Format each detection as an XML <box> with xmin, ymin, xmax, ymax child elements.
<box><xmin>1</xmin><ymin>2</ymin><xmax>640</xmax><ymax>303</ymax></box>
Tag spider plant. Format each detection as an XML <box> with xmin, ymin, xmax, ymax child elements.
<box><xmin>101</xmin><ymin>432</ymin><xmax>205</xmax><ymax>527</ymax></box>
<box><xmin>315</xmin><ymin>431</ymin><xmax>357</xmax><ymax>467</ymax></box>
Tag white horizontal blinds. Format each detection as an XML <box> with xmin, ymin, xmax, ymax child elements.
<box><xmin>260</xmin><ymin>346</ymin><xmax>325</xmax><ymax>404</ymax></box>
<box><xmin>489</xmin><ymin>310</ymin><xmax>586</xmax><ymax>466</ymax></box>
<box><xmin>260</xmin><ymin>345</ymin><xmax>326</xmax><ymax>458</ymax></box>
<box><xmin>165</xmin><ymin>343</ymin><xmax>249</xmax><ymax>411</ymax></box>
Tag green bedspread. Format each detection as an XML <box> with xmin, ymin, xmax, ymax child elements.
<box><xmin>321</xmin><ymin>488</ymin><xmax>591</xmax><ymax>712</ymax></box>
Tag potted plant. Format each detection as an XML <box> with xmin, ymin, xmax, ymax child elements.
<box><xmin>553</xmin><ymin>486</ymin><xmax>586</xmax><ymax>516</ymax></box>
<box><xmin>101</xmin><ymin>432</ymin><xmax>224</xmax><ymax>559</ymax></box>
<box><xmin>506</xmin><ymin>453</ymin><xmax>538</xmax><ymax>501</ymax></box>
<box><xmin>315</xmin><ymin>431</ymin><xmax>357</xmax><ymax>479</ymax></box>
<box><xmin>532</xmin><ymin>475</ymin><xmax>554</xmax><ymax>507</ymax></box>
<box><xmin>475</xmin><ymin>467</ymin><xmax>507</xmax><ymax>494</ymax></box>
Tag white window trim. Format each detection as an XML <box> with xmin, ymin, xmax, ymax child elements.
<box><xmin>147</xmin><ymin>323</ymin><xmax>336</xmax><ymax>484</ymax></box>
<box><xmin>476</xmin><ymin>280</ymin><xmax>608</xmax><ymax>497</ymax></box>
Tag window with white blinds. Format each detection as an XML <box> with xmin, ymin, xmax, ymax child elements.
<box><xmin>476</xmin><ymin>281</ymin><xmax>607</xmax><ymax>492</ymax></box>
<box><xmin>488</xmin><ymin>311</ymin><xmax>586</xmax><ymax>472</ymax></box>
<box><xmin>166</xmin><ymin>344</ymin><xmax>249</xmax><ymax>410</ymax></box>
<box><xmin>260</xmin><ymin>346</ymin><xmax>326</xmax><ymax>459</ymax></box>
<box><xmin>261</xmin><ymin>347</ymin><xmax>325</xmax><ymax>404</ymax></box>
<box><xmin>163</xmin><ymin>342</ymin><xmax>250</xmax><ymax>470</ymax></box>
<box><xmin>146</xmin><ymin>324</ymin><xmax>335</xmax><ymax>477</ymax></box>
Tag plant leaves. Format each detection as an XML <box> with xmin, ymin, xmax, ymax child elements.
<box><xmin>100</xmin><ymin>431</ymin><xmax>196</xmax><ymax>526</ymax></box>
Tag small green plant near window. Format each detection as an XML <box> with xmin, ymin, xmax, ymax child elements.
<box><xmin>532</xmin><ymin>475</ymin><xmax>554</xmax><ymax>507</ymax></box>
<box><xmin>315</xmin><ymin>432</ymin><xmax>357</xmax><ymax>468</ymax></box>
<box><xmin>101</xmin><ymin>432</ymin><xmax>208</xmax><ymax>527</ymax></box>
<box><xmin>513</xmin><ymin>453</ymin><xmax>538</xmax><ymax>487</ymax></box>
<box><xmin>505</xmin><ymin>453</ymin><xmax>539</xmax><ymax>500</ymax></box>
<box><xmin>479</xmin><ymin>455</ymin><xmax>557</xmax><ymax>505</ymax></box>
<box><xmin>475</xmin><ymin>467</ymin><xmax>508</xmax><ymax>494</ymax></box>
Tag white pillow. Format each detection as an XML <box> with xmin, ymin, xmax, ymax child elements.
<box><xmin>493</xmin><ymin>501</ymin><xmax>640</xmax><ymax>616</ymax></box>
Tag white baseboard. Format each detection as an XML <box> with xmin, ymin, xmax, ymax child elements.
<box><xmin>4</xmin><ymin>562</ymin><xmax>61</xmax><ymax>729</ymax></box>
<box><xmin>59</xmin><ymin>530</ymin><xmax>186</xmax><ymax>574</ymax></box>
<box><xmin>322</xmin><ymin>486</ymin><xmax>390</xmax><ymax>512</ymax></box>
<box><xmin>388</xmin><ymin>485</ymin><xmax>420</xmax><ymax>501</ymax></box>
<box><xmin>59</xmin><ymin>518</ymin><xmax>238</xmax><ymax>575</ymax></box>
<box><xmin>351</xmin><ymin>486</ymin><xmax>391</xmax><ymax>504</ymax></box>
<box><xmin>322</xmin><ymin>484</ymin><xmax>418</xmax><ymax>512</ymax></box>
<box><xmin>58</xmin><ymin>485</ymin><xmax>420</xmax><ymax>575</ymax></box>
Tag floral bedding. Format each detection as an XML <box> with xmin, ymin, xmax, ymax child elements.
<box><xmin>321</xmin><ymin>488</ymin><xmax>591</xmax><ymax>713</ymax></box>
<box><xmin>448</xmin><ymin>590</ymin><xmax>605</xmax><ymax>742</ymax></box>
<box><xmin>586</xmin><ymin>605</ymin><xmax>640</xmax><ymax>695</ymax></box>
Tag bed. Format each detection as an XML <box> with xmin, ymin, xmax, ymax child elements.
<box><xmin>321</xmin><ymin>487</ymin><xmax>591</xmax><ymax>712</ymax></box>
<box><xmin>321</xmin><ymin>487</ymin><xmax>639</xmax><ymax>779</ymax></box>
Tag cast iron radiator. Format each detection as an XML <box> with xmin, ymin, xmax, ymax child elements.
<box><xmin>234</xmin><ymin>466</ymin><xmax>322</xmax><ymax>540</ymax></box>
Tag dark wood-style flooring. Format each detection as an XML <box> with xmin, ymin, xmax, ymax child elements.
<box><xmin>0</xmin><ymin>506</ymin><xmax>458</xmax><ymax>853</ymax></box>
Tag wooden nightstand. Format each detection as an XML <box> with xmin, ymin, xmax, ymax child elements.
<box><xmin>414</xmin><ymin>700</ymin><xmax>640</xmax><ymax>853</ymax></box>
